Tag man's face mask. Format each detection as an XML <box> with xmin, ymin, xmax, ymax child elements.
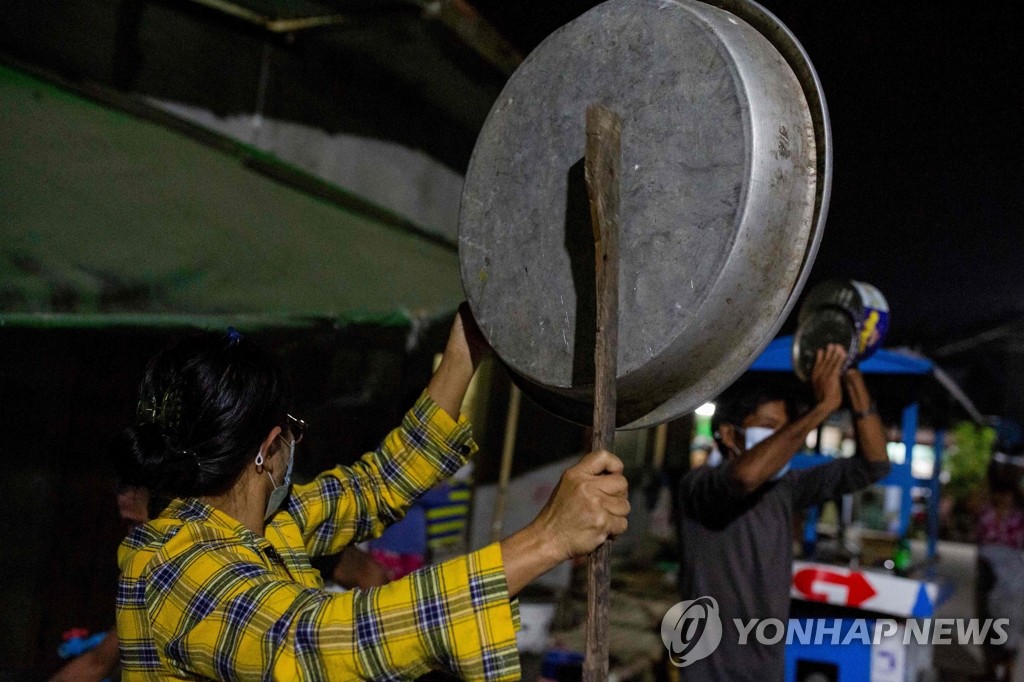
<box><xmin>741</xmin><ymin>426</ymin><xmax>790</xmax><ymax>479</ymax></box>
<box><xmin>744</xmin><ymin>426</ymin><xmax>775</xmax><ymax>451</ymax></box>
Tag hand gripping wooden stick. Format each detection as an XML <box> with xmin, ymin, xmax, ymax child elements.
<box><xmin>583</xmin><ymin>103</ymin><xmax>621</xmax><ymax>681</ymax></box>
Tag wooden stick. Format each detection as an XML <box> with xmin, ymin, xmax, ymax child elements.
<box><xmin>652</xmin><ymin>422</ymin><xmax>669</xmax><ymax>472</ymax></box>
<box><xmin>489</xmin><ymin>383</ymin><xmax>522</xmax><ymax>543</ymax></box>
<box><xmin>583</xmin><ymin>103</ymin><xmax>622</xmax><ymax>682</ymax></box>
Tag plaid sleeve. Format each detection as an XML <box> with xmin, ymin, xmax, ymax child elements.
<box><xmin>338</xmin><ymin>541</ymin><xmax>521</xmax><ymax>681</ymax></box>
<box><xmin>130</xmin><ymin>540</ymin><xmax>520</xmax><ymax>681</ymax></box>
<box><xmin>287</xmin><ymin>391</ymin><xmax>478</xmax><ymax>557</ymax></box>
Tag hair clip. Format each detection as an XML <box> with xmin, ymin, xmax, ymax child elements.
<box><xmin>184</xmin><ymin>449</ymin><xmax>203</xmax><ymax>471</ymax></box>
<box><xmin>226</xmin><ymin>326</ymin><xmax>244</xmax><ymax>347</ymax></box>
<box><xmin>137</xmin><ymin>387</ymin><xmax>184</xmax><ymax>432</ymax></box>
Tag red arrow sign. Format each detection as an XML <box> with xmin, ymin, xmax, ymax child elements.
<box><xmin>793</xmin><ymin>568</ymin><xmax>877</xmax><ymax>607</ymax></box>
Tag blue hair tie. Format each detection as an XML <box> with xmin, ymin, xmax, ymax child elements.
<box><xmin>226</xmin><ymin>326</ymin><xmax>244</xmax><ymax>346</ymax></box>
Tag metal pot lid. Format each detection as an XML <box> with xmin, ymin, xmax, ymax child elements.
<box><xmin>459</xmin><ymin>0</ymin><xmax>831</xmax><ymax>428</ymax></box>
<box><xmin>792</xmin><ymin>306</ymin><xmax>858</xmax><ymax>382</ymax></box>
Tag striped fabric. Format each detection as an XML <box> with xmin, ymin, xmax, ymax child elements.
<box><xmin>423</xmin><ymin>481</ymin><xmax>472</xmax><ymax>553</ymax></box>
<box><xmin>116</xmin><ymin>392</ymin><xmax>521</xmax><ymax>680</ymax></box>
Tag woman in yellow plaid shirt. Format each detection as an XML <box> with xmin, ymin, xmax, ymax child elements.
<box><xmin>113</xmin><ymin>306</ymin><xmax>629</xmax><ymax>680</ymax></box>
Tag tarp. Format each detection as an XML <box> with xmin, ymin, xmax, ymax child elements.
<box><xmin>750</xmin><ymin>336</ymin><xmax>934</xmax><ymax>375</ymax></box>
<box><xmin>749</xmin><ymin>335</ymin><xmax>989</xmax><ymax>423</ymax></box>
<box><xmin>0</xmin><ymin>65</ymin><xmax>463</xmax><ymax>327</ymax></box>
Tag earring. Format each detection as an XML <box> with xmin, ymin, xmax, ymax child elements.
<box><xmin>255</xmin><ymin>449</ymin><xmax>264</xmax><ymax>468</ymax></box>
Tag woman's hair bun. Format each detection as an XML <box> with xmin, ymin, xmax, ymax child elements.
<box><xmin>113</xmin><ymin>330</ymin><xmax>290</xmax><ymax>499</ymax></box>
<box><xmin>111</xmin><ymin>422</ymin><xmax>201</xmax><ymax>496</ymax></box>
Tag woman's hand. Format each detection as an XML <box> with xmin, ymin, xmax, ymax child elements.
<box><xmin>455</xmin><ymin>301</ymin><xmax>491</xmax><ymax>369</ymax></box>
<box><xmin>500</xmin><ymin>450</ymin><xmax>629</xmax><ymax>595</ymax></box>
<box><xmin>531</xmin><ymin>449</ymin><xmax>630</xmax><ymax>560</ymax></box>
<box><xmin>427</xmin><ymin>303</ymin><xmax>492</xmax><ymax>419</ymax></box>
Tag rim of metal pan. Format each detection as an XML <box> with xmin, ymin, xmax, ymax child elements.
<box><xmin>467</xmin><ymin>0</ymin><xmax>834</xmax><ymax>430</ymax></box>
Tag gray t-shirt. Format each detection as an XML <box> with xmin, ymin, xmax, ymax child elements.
<box><xmin>675</xmin><ymin>456</ymin><xmax>890</xmax><ymax>681</ymax></box>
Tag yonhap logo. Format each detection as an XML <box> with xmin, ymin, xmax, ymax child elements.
<box><xmin>661</xmin><ymin>596</ymin><xmax>723</xmax><ymax>667</ymax></box>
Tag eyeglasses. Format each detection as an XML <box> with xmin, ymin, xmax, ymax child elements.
<box><xmin>284</xmin><ymin>414</ymin><xmax>306</xmax><ymax>445</ymax></box>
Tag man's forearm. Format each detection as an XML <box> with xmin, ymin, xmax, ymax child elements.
<box><xmin>845</xmin><ymin>371</ymin><xmax>888</xmax><ymax>463</ymax></box>
<box><xmin>853</xmin><ymin>413</ymin><xmax>889</xmax><ymax>462</ymax></box>
<box><xmin>731</xmin><ymin>402</ymin><xmax>833</xmax><ymax>492</ymax></box>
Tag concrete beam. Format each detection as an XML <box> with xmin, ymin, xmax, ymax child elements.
<box><xmin>422</xmin><ymin>0</ymin><xmax>522</xmax><ymax>75</ymax></box>
<box><xmin>183</xmin><ymin>0</ymin><xmax>348</xmax><ymax>33</ymax></box>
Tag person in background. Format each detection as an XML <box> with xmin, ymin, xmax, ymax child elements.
<box><xmin>976</xmin><ymin>436</ymin><xmax>1024</xmax><ymax>681</ymax></box>
<box><xmin>326</xmin><ymin>545</ymin><xmax>390</xmax><ymax>591</ymax></box>
<box><xmin>49</xmin><ymin>485</ymin><xmax>150</xmax><ymax>682</ymax></box>
<box><xmin>674</xmin><ymin>344</ymin><xmax>890</xmax><ymax>681</ymax></box>
<box><xmin>976</xmin><ymin>465</ymin><xmax>1024</xmax><ymax>551</ymax></box>
<box><xmin>310</xmin><ymin>544</ymin><xmax>391</xmax><ymax>593</ymax></box>
<box><xmin>113</xmin><ymin>307</ymin><xmax>629</xmax><ymax>680</ymax></box>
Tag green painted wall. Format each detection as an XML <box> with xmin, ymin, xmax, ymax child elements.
<box><xmin>0</xmin><ymin>65</ymin><xmax>464</xmax><ymax>323</ymax></box>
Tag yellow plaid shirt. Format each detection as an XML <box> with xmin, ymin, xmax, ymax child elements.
<box><xmin>116</xmin><ymin>392</ymin><xmax>521</xmax><ymax>681</ymax></box>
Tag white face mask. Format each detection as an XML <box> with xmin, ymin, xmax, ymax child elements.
<box><xmin>744</xmin><ymin>426</ymin><xmax>775</xmax><ymax>450</ymax></box>
<box><xmin>742</xmin><ymin>426</ymin><xmax>790</xmax><ymax>480</ymax></box>
<box><xmin>257</xmin><ymin>437</ymin><xmax>295</xmax><ymax>521</ymax></box>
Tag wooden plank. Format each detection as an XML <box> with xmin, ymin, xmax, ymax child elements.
<box><xmin>489</xmin><ymin>383</ymin><xmax>522</xmax><ymax>543</ymax></box>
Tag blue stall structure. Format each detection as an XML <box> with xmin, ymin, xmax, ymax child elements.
<box><xmin>749</xmin><ymin>336</ymin><xmax>954</xmax><ymax>682</ymax></box>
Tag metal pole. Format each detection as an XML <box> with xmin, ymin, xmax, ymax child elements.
<box><xmin>899</xmin><ymin>403</ymin><xmax>919</xmax><ymax>537</ymax></box>
<box><xmin>928</xmin><ymin>429</ymin><xmax>944</xmax><ymax>566</ymax></box>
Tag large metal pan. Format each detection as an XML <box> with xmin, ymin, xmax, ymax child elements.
<box><xmin>459</xmin><ymin>0</ymin><xmax>831</xmax><ymax>428</ymax></box>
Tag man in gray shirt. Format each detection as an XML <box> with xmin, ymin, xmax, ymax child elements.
<box><xmin>675</xmin><ymin>344</ymin><xmax>890</xmax><ymax>680</ymax></box>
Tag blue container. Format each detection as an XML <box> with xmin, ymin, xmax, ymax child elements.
<box><xmin>540</xmin><ymin>649</ymin><xmax>584</xmax><ymax>682</ymax></box>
